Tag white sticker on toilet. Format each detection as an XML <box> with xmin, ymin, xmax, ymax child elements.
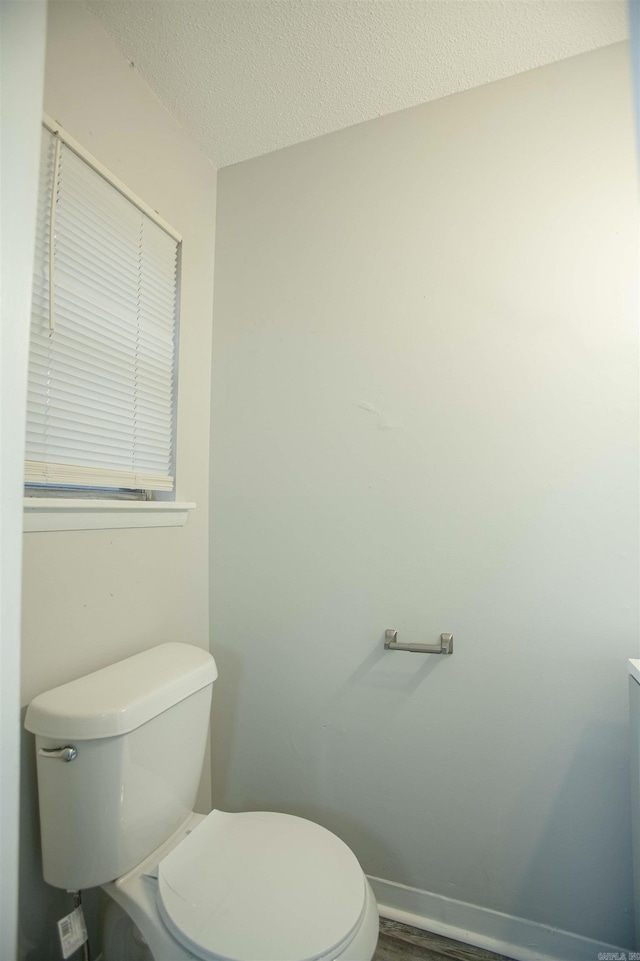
<box><xmin>57</xmin><ymin>906</ymin><xmax>88</xmax><ymax>959</ymax></box>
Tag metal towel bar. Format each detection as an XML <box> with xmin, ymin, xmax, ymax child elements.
<box><xmin>384</xmin><ymin>629</ymin><xmax>453</xmax><ymax>655</ymax></box>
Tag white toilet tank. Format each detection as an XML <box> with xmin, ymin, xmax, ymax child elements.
<box><xmin>25</xmin><ymin>643</ymin><xmax>217</xmax><ymax>891</ymax></box>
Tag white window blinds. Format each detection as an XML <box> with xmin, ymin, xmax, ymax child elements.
<box><xmin>26</xmin><ymin>123</ymin><xmax>180</xmax><ymax>492</ymax></box>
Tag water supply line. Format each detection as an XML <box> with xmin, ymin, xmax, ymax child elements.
<box><xmin>72</xmin><ymin>891</ymin><xmax>90</xmax><ymax>961</ymax></box>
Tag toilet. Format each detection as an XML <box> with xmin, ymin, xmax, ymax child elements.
<box><xmin>25</xmin><ymin>643</ymin><xmax>379</xmax><ymax>961</ymax></box>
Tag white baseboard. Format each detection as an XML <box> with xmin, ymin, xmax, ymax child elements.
<box><xmin>368</xmin><ymin>875</ymin><xmax>631</xmax><ymax>961</ymax></box>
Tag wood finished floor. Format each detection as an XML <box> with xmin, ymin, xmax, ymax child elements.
<box><xmin>373</xmin><ymin>919</ymin><xmax>516</xmax><ymax>961</ymax></box>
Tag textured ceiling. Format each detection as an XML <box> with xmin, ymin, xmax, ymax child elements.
<box><xmin>86</xmin><ymin>1</ymin><xmax>629</xmax><ymax>169</ymax></box>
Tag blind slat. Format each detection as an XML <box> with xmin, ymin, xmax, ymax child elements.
<box><xmin>25</xmin><ymin>459</ymin><xmax>174</xmax><ymax>492</ymax></box>
<box><xmin>28</xmin><ymin>340</ymin><xmax>174</xmax><ymax>399</ymax></box>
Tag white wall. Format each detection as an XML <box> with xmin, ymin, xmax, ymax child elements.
<box><xmin>0</xmin><ymin>3</ymin><xmax>47</xmax><ymax>957</ymax></box>
<box><xmin>210</xmin><ymin>42</ymin><xmax>638</xmax><ymax>955</ymax></box>
<box><xmin>631</xmin><ymin>0</ymin><xmax>640</xmax><ymax>151</ymax></box>
<box><xmin>19</xmin><ymin>4</ymin><xmax>216</xmax><ymax>959</ymax></box>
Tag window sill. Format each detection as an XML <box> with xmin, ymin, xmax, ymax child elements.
<box><xmin>23</xmin><ymin>498</ymin><xmax>195</xmax><ymax>533</ymax></box>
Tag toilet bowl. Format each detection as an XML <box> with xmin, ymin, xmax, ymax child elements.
<box><xmin>25</xmin><ymin>644</ymin><xmax>379</xmax><ymax>961</ymax></box>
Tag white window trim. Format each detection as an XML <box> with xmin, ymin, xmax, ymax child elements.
<box><xmin>25</xmin><ymin>117</ymin><xmax>192</xmax><ymax>531</ymax></box>
<box><xmin>24</xmin><ymin>498</ymin><xmax>195</xmax><ymax>532</ymax></box>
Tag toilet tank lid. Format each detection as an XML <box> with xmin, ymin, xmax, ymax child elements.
<box><xmin>25</xmin><ymin>643</ymin><xmax>217</xmax><ymax>740</ymax></box>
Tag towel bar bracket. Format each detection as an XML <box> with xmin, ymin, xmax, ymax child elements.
<box><xmin>384</xmin><ymin>630</ymin><xmax>453</xmax><ymax>655</ymax></box>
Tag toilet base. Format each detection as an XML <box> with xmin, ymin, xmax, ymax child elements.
<box><xmin>103</xmin><ymin>879</ymin><xmax>379</xmax><ymax>961</ymax></box>
<box><xmin>103</xmin><ymin>899</ymin><xmax>153</xmax><ymax>961</ymax></box>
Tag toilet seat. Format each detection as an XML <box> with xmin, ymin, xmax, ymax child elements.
<box><xmin>156</xmin><ymin>810</ymin><xmax>367</xmax><ymax>961</ymax></box>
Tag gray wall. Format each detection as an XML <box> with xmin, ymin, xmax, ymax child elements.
<box><xmin>210</xmin><ymin>42</ymin><xmax>639</xmax><ymax>948</ymax></box>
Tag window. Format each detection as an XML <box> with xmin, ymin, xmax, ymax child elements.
<box><xmin>26</xmin><ymin>118</ymin><xmax>180</xmax><ymax>498</ymax></box>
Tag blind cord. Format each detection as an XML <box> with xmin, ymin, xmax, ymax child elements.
<box><xmin>48</xmin><ymin>132</ymin><xmax>61</xmax><ymax>332</ymax></box>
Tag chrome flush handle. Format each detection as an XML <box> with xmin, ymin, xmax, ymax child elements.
<box><xmin>38</xmin><ymin>745</ymin><xmax>77</xmax><ymax>761</ymax></box>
